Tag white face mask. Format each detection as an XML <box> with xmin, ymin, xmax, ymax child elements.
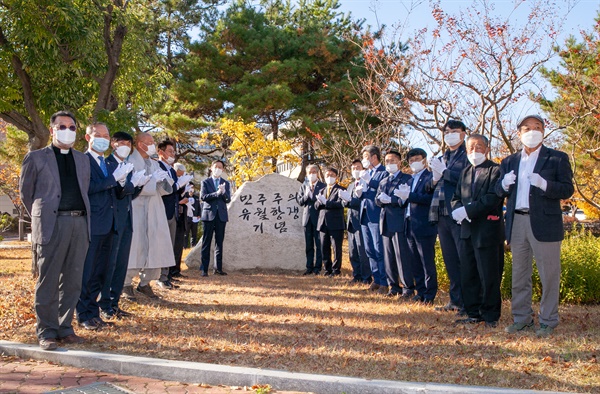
<box><xmin>145</xmin><ymin>143</ymin><xmax>157</xmax><ymax>156</ymax></box>
<box><xmin>166</xmin><ymin>156</ymin><xmax>175</xmax><ymax>165</ymax></box>
<box><xmin>468</xmin><ymin>152</ymin><xmax>486</xmax><ymax>167</ymax></box>
<box><xmin>55</xmin><ymin>129</ymin><xmax>77</xmax><ymax>145</ymax></box>
<box><xmin>212</xmin><ymin>167</ymin><xmax>223</xmax><ymax>177</ymax></box>
<box><xmin>115</xmin><ymin>145</ymin><xmax>131</xmax><ymax>159</ymax></box>
<box><xmin>307</xmin><ymin>173</ymin><xmax>318</xmax><ymax>183</ymax></box>
<box><xmin>444</xmin><ymin>132</ymin><xmax>462</xmax><ymax>147</ymax></box>
<box><xmin>409</xmin><ymin>160</ymin><xmax>425</xmax><ymax>173</ymax></box>
<box><xmin>520</xmin><ymin>130</ymin><xmax>544</xmax><ymax>149</ymax></box>
<box><xmin>325</xmin><ymin>176</ymin><xmax>336</xmax><ymax>186</ymax></box>
<box><xmin>361</xmin><ymin>158</ymin><xmax>371</xmax><ymax>169</ymax></box>
<box><xmin>385</xmin><ymin>163</ymin><xmax>398</xmax><ymax>174</ymax></box>
<box><xmin>352</xmin><ymin>170</ymin><xmax>361</xmax><ymax>179</ymax></box>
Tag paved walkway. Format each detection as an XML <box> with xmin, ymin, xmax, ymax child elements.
<box><xmin>0</xmin><ymin>354</ymin><xmax>303</xmax><ymax>393</ymax></box>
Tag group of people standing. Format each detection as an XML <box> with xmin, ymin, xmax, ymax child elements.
<box><xmin>298</xmin><ymin>116</ymin><xmax>574</xmax><ymax>336</ymax></box>
<box><xmin>20</xmin><ymin>111</ymin><xmax>230</xmax><ymax>351</ymax></box>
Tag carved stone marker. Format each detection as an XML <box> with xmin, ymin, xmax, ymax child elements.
<box><xmin>185</xmin><ymin>173</ymin><xmax>305</xmax><ymax>271</ymax></box>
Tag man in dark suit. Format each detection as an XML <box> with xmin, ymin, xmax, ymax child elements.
<box><xmin>77</xmin><ymin>123</ymin><xmax>134</xmax><ymax>331</ymax></box>
<box><xmin>496</xmin><ymin>115</ymin><xmax>574</xmax><ymax>337</ymax></box>
<box><xmin>359</xmin><ymin>145</ymin><xmax>389</xmax><ymax>291</ymax></box>
<box><xmin>400</xmin><ymin>148</ymin><xmax>438</xmax><ymax>304</ymax></box>
<box><xmin>157</xmin><ymin>140</ymin><xmax>192</xmax><ymax>288</ymax></box>
<box><xmin>340</xmin><ymin>160</ymin><xmax>371</xmax><ymax>284</ymax></box>
<box><xmin>98</xmin><ymin>131</ymin><xmax>144</xmax><ymax>319</ymax></box>
<box><xmin>171</xmin><ymin>162</ymin><xmax>191</xmax><ymax>279</ymax></box>
<box><xmin>20</xmin><ymin>111</ymin><xmax>91</xmax><ymax>350</ymax></box>
<box><xmin>199</xmin><ymin>160</ymin><xmax>231</xmax><ymax>276</ymax></box>
<box><xmin>314</xmin><ymin>167</ymin><xmax>346</xmax><ymax>276</ymax></box>
<box><xmin>296</xmin><ymin>164</ymin><xmax>326</xmax><ymax>275</ymax></box>
<box><xmin>375</xmin><ymin>150</ymin><xmax>413</xmax><ymax>297</ymax></box>
<box><xmin>428</xmin><ymin>120</ymin><xmax>469</xmax><ymax>314</ymax></box>
<box><xmin>451</xmin><ymin>134</ymin><xmax>504</xmax><ymax>327</ymax></box>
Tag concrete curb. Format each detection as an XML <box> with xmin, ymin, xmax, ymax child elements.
<box><xmin>0</xmin><ymin>341</ymin><xmax>567</xmax><ymax>394</ymax></box>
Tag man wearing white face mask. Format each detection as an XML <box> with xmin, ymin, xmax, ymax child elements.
<box><xmin>297</xmin><ymin>164</ymin><xmax>326</xmax><ymax>275</ymax></box>
<box><xmin>428</xmin><ymin>120</ymin><xmax>469</xmax><ymax>315</ymax></box>
<box><xmin>125</xmin><ymin>133</ymin><xmax>175</xmax><ymax>300</ymax></box>
<box><xmin>20</xmin><ymin>111</ymin><xmax>91</xmax><ymax>350</ymax></box>
<box><xmin>76</xmin><ymin>123</ymin><xmax>134</xmax><ymax>330</ymax></box>
<box><xmin>496</xmin><ymin>115</ymin><xmax>574</xmax><ymax>337</ymax></box>
<box><xmin>451</xmin><ymin>134</ymin><xmax>504</xmax><ymax>328</ymax></box>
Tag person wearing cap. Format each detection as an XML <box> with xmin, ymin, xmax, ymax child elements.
<box><xmin>496</xmin><ymin>115</ymin><xmax>574</xmax><ymax>337</ymax></box>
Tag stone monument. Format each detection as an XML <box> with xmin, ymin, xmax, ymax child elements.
<box><xmin>185</xmin><ymin>173</ymin><xmax>305</xmax><ymax>271</ymax></box>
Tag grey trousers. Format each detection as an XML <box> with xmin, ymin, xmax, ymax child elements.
<box><xmin>159</xmin><ymin>217</ymin><xmax>177</xmax><ymax>281</ymax></box>
<box><xmin>35</xmin><ymin>216</ymin><xmax>89</xmax><ymax>340</ymax></box>
<box><xmin>510</xmin><ymin>213</ymin><xmax>562</xmax><ymax>328</ymax></box>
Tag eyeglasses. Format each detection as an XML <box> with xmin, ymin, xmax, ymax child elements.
<box><xmin>53</xmin><ymin>125</ymin><xmax>77</xmax><ymax>131</ymax></box>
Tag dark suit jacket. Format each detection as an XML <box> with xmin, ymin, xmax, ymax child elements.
<box><xmin>496</xmin><ymin>146</ymin><xmax>574</xmax><ymax>243</ymax></box>
<box><xmin>86</xmin><ymin>151</ymin><xmax>120</xmax><ymax>236</ymax></box>
<box><xmin>200</xmin><ymin>177</ymin><xmax>231</xmax><ymax>222</ymax></box>
<box><xmin>406</xmin><ymin>170</ymin><xmax>437</xmax><ymax>237</ymax></box>
<box><xmin>106</xmin><ymin>154</ymin><xmax>141</xmax><ymax>233</ymax></box>
<box><xmin>158</xmin><ymin>161</ymin><xmax>185</xmax><ymax>221</ymax></box>
<box><xmin>376</xmin><ymin>171</ymin><xmax>412</xmax><ymax>235</ymax></box>
<box><xmin>314</xmin><ymin>183</ymin><xmax>346</xmax><ymax>231</ymax></box>
<box><xmin>451</xmin><ymin>160</ymin><xmax>503</xmax><ymax>248</ymax></box>
<box><xmin>20</xmin><ymin>145</ymin><xmax>91</xmax><ymax>245</ymax></box>
<box><xmin>343</xmin><ymin>181</ymin><xmax>362</xmax><ymax>232</ymax></box>
<box><xmin>427</xmin><ymin>143</ymin><xmax>468</xmax><ymax>209</ymax></box>
<box><xmin>297</xmin><ymin>181</ymin><xmax>326</xmax><ymax>227</ymax></box>
<box><xmin>360</xmin><ymin>164</ymin><xmax>388</xmax><ymax>223</ymax></box>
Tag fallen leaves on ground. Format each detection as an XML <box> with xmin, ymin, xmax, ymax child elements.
<box><xmin>1</xmin><ymin>247</ymin><xmax>599</xmax><ymax>393</ymax></box>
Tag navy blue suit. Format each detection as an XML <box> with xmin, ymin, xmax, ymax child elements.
<box><xmin>98</xmin><ymin>153</ymin><xmax>141</xmax><ymax>315</ymax></box>
<box><xmin>343</xmin><ymin>180</ymin><xmax>371</xmax><ymax>282</ymax></box>
<box><xmin>376</xmin><ymin>171</ymin><xmax>413</xmax><ymax>294</ymax></box>
<box><xmin>405</xmin><ymin>170</ymin><xmax>438</xmax><ymax>301</ymax></box>
<box><xmin>315</xmin><ymin>183</ymin><xmax>346</xmax><ymax>275</ymax></box>
<box><xmin>77</xmin><ymin>151</ymin><xmax>119</xmax><ymax>323</ymax></box>
<box><xmin>297</xmin><ymin>180</ymin><xmax>326</xmax><ymax>273</ymax></box>
<box><xmin>200</xmin><ymin>176</ymin><xmax>231</xmax><ymax>273</ymax></box>
<box><xmin>428</xmin><ymin>143</ymin><xmax>469</xmax><ymax>308</ymax></box>
<box><xmin>359</xmin><ymin>164</ymin><xmax>388</xmax><ymax>286</ymax></box>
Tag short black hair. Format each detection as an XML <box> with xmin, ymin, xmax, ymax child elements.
<box><xmin>385</xmin><ymin>150</ymin><xmax>402</xmax><ymax>160</ymax></box>
<box><xmin>111</xmin><ymin>131</ymin><xmax>134</xmax><ymax>143</ymax></box>
<box><xmin>325</xmin><ymin>167</ymin><xmax>339</xmax><ymax>176</ymax></box>
<box><xmin>158</xmin><ymin>139</ymin><xmax>175</xmax><ymax>151</ymax></box>
<box><xmin>443</xmin><ymin>119</ymin><xmax>467</xmax><ymax>132</ymax></box>
<box><xmin>211</xmin><ymin>160</ymin><xmax>225</xmax><ymax>168</ymax></box>
<box><xmin>50</xmin><ymin>110</ymin><xmax>76</xmax><ymax>126</ymax></box>
<box><xmin>361</xmin><ymin>145</ymin><xmax>381</xmax><ymax>161</ymax></box>
<box><xmin>407</xmin><ymin>148</ymin><xmax>427</xmax><ymax>161</ymax></box>
<box><xmin>351</xmin><ymin>159</ymin><xmax>362</xmax><ymax>166</ymax></box>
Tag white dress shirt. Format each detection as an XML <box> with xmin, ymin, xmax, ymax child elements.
<box><xmin>516</xmin><ymin>147</ymin><xmax>542</xmax><ymax>210</ymax></box>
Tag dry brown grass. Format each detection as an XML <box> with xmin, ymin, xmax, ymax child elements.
<box><xmin>1</xmin><ymin>246</ymin><xmax>599</xmax><ymax>393</ymax></box>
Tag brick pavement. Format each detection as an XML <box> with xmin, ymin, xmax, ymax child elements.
<box><xmin>0</xmin><ymin>355</ymin><xmax>307</xmax><ymax>394</ymax></box>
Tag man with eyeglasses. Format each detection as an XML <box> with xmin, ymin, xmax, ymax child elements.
<box><xmin>20</xmin><ymin>111</ymin><xmax>91</xmax><ymax>350</ymax></box>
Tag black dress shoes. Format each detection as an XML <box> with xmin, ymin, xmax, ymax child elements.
<box><xmin>201</xmin><ymin>271</ymin><xmax>208</xmax><ymax>277</ymax></box>
<box><xmin>303</xmin><ymin>270</ymin><xmax>314</xmax><ymax>275</ymax></box>
<box><xmin>171</xmin><ymin>272</ymin><xmax>186</xmax><ymax>278</ymax></box>
<box><xmin>80</xmin><ymin>319</ymin><xmax>100</xmax><ymax>331</ymax></box>
<box><xmin>39</xmin><ymin>338</ymin><xmax>58</xmax><ymax>351</ymax></box>
<box><xmin>455</xmin><ymin>317</ymin><xmax>484</xmax><ymax>324</ymax></box>
<box><xmin>213</xmin><ymin>269</ymin><xmax>227</xmax><ymax>275</ymax></box>
<box><xmin>59</xmin><ymin>334</ymin><xmax>85</xmax><ymax>344</ymax></box>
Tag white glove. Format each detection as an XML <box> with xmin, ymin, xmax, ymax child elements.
<box><xmin>113</xmin><ymin>162</ymin><xmax>134</xmax><ymax>182</ymax></box>
<box><xmin>378</xmin><ymin>192</ymin><xmax>392</xmax><ymax>204</ymax></box>
<box><xmin>354</xmin><ymin>184</ymin><xmax>364</xmax><ymax>197</ymax></box>
<box><xmin>184</xmin><ymin>183</ymin><xmax>193</xmax><ymax>194</ymax></box>
<box><xmin>317</xmin><ymin>194</ymin><xmax>327</xmax><ymax>205</ymax></box>
<box><xmin>501</xmin><ymin>170</ymin><xmax>516</xmax><ymax>191</ymax></box>
<box><xmin>217</xmin><ymin>183</ymin><xmax>226</xmax><ymax>195</ymax></box>
<box><xmin>429</xmin><ymin>157</ymin><xmax>447</xmax><ymax>174</ymax></box>
<box><xmin>130</xmin><ymin>169</ymin><xmax>146</xmax><ymax>187</ymax></box>
<box><xmin>452</xmin><ymin>206</ymin><xmax>470</xmax><ymax>224</ymax></box>
<box><xmin>339</xmin><ymin>190</ymin><xmax>351</xmax><ymax>202</ymax></box>
<box><xmin>394</xmin><ymin>184</ymin><xmax>411</xmax><ymax>200</ymax></box>
<box><xmin>177</xmin><ymin>173</ymin><xmax>193</xmax><ymax>189</ymax></box>
<box><xmin>152</xmin><ymin>169</ymin><xmax>169</xmax><ymax>182</ymax></box>
<box><xmin>361</xmin><ymin>170</ymin><xmax>372</xmax><ymax>183</ymax></box>
<box><xmin>305</xmin><ymin>185</ymin><xmax>312</xmax><ymax>197</ymax></box>
<box><xmin>529</xmin><ymin>173</ymin><xmax>547</xmax><ymax>191</ymax></box>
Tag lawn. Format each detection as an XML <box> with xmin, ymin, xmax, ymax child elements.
<box><xmin>0</xmin><ymin>246</ymin><xmax>598</xmax><ymax>393</ymax></box>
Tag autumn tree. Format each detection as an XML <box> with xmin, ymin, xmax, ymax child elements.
<box><xmin>355</xmin><ymin>0</ymin><xmax>564</xmax><ymax>155</ymax></box>
<box><xmin>0</xmin><ymin>120</ymin><xmax>28</xmax><ymax>215</ymax></box>
<box><xmin>539</xmin><ymin>13</ymin><xmax>600</xmax><ymax>212</ymax></box>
